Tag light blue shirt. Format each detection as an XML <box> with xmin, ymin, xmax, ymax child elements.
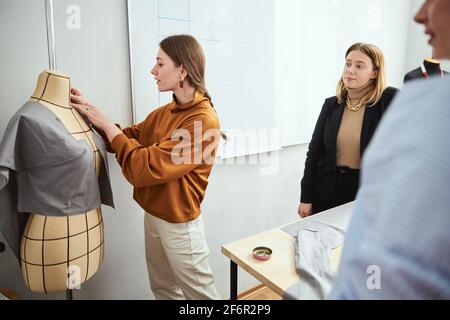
<box><xmin>329</xmin><ymin>77</ymin><xmax>450</xmax><ymax>299</ymax></box>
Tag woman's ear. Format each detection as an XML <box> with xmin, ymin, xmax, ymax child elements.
<box><xmin>180</xmin><ymin>65</ymin><xmax>187</xmax><ymax>77</ymax></box>
<box><xmin>371</xmin><ymin>70</ymin><xmax>379</xmax><ymax>79</ymax></box>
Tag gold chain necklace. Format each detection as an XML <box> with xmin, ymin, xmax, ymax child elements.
<box><xmin>346</xmin><ymin>96</ymin><xmax>363</xmax><ymax>111</ymax></box>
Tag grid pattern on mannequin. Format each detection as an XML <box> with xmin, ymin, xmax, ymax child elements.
<box><xmin>20</xmin><ymin>72</ymin><xmax>105</xmax><ymax>293</ymax></box>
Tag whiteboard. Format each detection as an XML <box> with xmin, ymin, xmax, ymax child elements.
<box><xmin>127</xmin><ymin>0</ymin><xmax>411</xmax><ymax>158</ymax></box>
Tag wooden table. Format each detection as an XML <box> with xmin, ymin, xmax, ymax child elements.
<box><xmin>221</xmin><ymin>202</ymin><xmax>354</xmax><ymax>299</ymax></box>
<box><xmin>0</xmin><ymin>288</ymin><xmax>20</xmax><ymax>300</ymax></box>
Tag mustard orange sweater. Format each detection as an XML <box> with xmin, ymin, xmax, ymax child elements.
<box><xmin>110</xmin><ymin>90</ymin><xmax>220</xmax><ymax>223</ymax></box>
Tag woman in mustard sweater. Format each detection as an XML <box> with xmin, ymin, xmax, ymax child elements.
<box><xmin>71</xmin><ymin>35</ymin><xmax>221</xmax><ymax>300</ymax></box>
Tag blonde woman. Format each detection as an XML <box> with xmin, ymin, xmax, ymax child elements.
<box><xmin>299</xmin><ymin>43</ymin><xmax>399</xmax><ymax>218</ymax></box>
<box><xmin>71</xmin><ymin>35</ymin><xmax>221</xmax><ymax>300</ymax></box>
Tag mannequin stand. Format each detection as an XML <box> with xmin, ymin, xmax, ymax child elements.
<box><xmin>66</xmin><ymin>289</ymin><xmax>73</xmax><ymax>300</ymax></box>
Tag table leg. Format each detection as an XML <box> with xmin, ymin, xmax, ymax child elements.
<box><xmin>230</xmin><ymin>260</ymin><xmax>238</xmax><ymax>300</ymax></box>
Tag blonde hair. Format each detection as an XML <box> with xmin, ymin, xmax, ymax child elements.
<box><xmin>336</xmin><ymin>43</ymin><xmax>386</xmax><ymax>107</ymax></box>
<box><xmin>160</xmin><ymin>35</ymin><xmax>227</xmax><ymax>140</ymax></box>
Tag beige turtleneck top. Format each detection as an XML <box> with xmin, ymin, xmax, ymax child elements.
<box><xmin>336</xmin><ymin>82</ymin><xmax>374</xmax><ymax>169</ymax></box>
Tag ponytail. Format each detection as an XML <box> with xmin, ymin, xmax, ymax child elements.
<box><xmin>199</xmin><ymin>86</ymin><xmax>227</xmax><ymax>141</ymax></box>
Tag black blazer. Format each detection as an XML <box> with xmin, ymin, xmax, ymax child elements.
<box><xmin>300</xmin><ymin>87</ymin><xmax>399</xmax><ymax>203</ymax></box>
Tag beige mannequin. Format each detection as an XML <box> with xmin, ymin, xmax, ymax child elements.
<box><xmin>20</xmin><ymin>70</ymin><xmax>105</xmax><ymax>293</ymax></box>
<box><xmin>423</xmin><ymin>57</ymin><xmax>444</xmax><ymax>78</ymax></box>
<box><xmin>424</xmin><ymin>57</ymin><xmax>441</xmax><ymax>64</ymax></box>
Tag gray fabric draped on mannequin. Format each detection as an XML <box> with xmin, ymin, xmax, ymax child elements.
<box><xmin>0</xmin><ymin>101</ymin><xmax>114</xmax><ymax>260</ymax></box>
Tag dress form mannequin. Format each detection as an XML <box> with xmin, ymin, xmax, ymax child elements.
<box><xmin>423</xmin><ymin>57</ymin><xmax>443</xmax><ymax>78</ymax></box>
<box><xmin>20</xmin><ymin>70</ymin><xmax>105</xmax><ymax>293</ymax></box>
<box><xmin>404</xmin><ymin>56</ymin><xmax>447</xmax><ymax>83</ymax></box>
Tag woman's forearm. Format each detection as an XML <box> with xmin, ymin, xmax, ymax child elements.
<box><xmin>104</xmin><ymin>124</ymin><xmax>123</xmax><ymax>143</ymax></box>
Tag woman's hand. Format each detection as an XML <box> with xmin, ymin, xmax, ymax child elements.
<box><xmin>70</xmin><ymin>87</ymin><xmax>122</xmax><ymax>142</ymax></box>
<box><xmin>298</xmin><ymin>202</ymin><xmax>312</xmax><ymax>218</ymax></box>
<box><xmin>70</xmin><ymin>87</ymin><xmax>90</xmax><ymax>106</ymax></box>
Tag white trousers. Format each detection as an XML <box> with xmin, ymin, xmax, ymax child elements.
<box><xmin>144</xmin><ymin>212</ymin><xmax>221</xmax><ymax>300</ymax></box>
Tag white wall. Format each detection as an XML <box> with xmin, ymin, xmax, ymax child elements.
<box><xmin>0</xmin><ymin>0</ymin><xmax>439</xmax><ymax>299</ymax></box>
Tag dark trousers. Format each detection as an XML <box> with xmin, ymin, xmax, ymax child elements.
<box><xmin>313</xmin><ymin>166</ymin><xmax>360</xmax><ymax>214</ymax></box>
